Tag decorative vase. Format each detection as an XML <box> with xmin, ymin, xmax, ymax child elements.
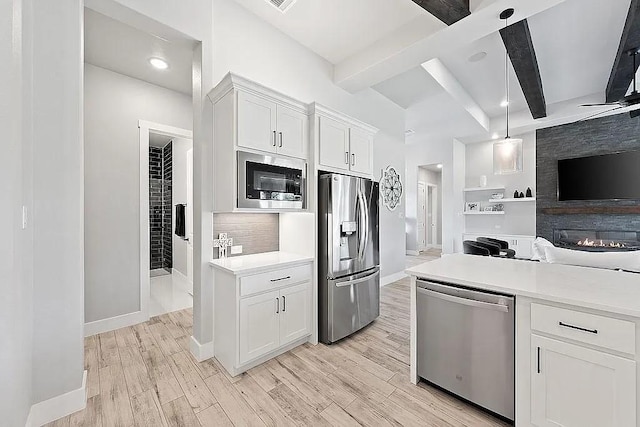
<box><xmin>479</xmin><ymin>175</ymin><xmax>487</xmax><ymax>188</ymax></box>
<box><xmin>526</xmin><ymin>187</ymin><xmax>533</xmax><ymax>198</ymax></box>
<box><xmin>519</xmin><ymin>191</ymin><xmax>525</xmax><ymax>198</ymax></box>
<box><xmin>513</xmin><ymin>190</ymin><xmax>519</xmax><ymax>198</ymax></box>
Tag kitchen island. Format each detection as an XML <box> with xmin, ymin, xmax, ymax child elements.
<box><xmin>406</xmin><ymin>254</ymin><xmax>640</xmax><ymax>427</ymax></box>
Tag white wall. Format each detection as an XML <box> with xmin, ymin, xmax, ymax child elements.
<box><xmin>464</xmin><ymin>132</ymin><xmax>536</xmax><ymax>236</ymax></box>
<box><xmin>171</xmin><ymin>137</ymin><xmax>193</xmax><ymax>277</ymax></box>
<box><xmin>30</xmin><ymin>0</ymin><xmax>85</xmax><ymax>408</ymax></box>
<box><xmin>1</xmin><ymin>0</ymin><xmax>33</xmax><ymax>424</ymax></box>
<box><xmin>84</xmin><ymin>64</ymin><xmax>192</xmax><ymax>323</ymax></box>
<box><xmin>406</xmin><ymin>139</ymin><xmax>465</xmax><ymax>254</ymax></box>
<box><xmin>212</xmin><ymin>0</ymin><xmax>406</xmax><ymax>281</ymax></box>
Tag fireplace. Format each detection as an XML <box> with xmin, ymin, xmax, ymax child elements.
<box><xmin>554</xmin><ymin>229</ymin><xmax>640</xmax><ymax>252</ymax></box>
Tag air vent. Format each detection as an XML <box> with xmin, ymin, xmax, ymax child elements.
<box><xmin>267</xmin><ymin>0</ymin><xmax>298</xmax><ymax>12</ymax></box>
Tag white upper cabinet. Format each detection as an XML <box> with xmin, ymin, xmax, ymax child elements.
<box><xmin>531</xmin><ymin>334</ymin><xmax>636</xmax><ymax>427</ymax></box>
<box><xmin>237</xmin><ymin>91</ymin><xmax>278</xmax><ymax>153</ymax></box>
<box><xmin>276</xmin><ymin>105</ymin><xmax>309</xmax><ymax>159</ymax></box>
<box><xmin>349</xmin><ymin>127</ymin><xmax>373</xmax><ymax>176</ymax></box>
<box><xmin>313</xmin><ymin>104</ymin><xmax>378</xmax><ymax>178</ymax></box>
<box><xmin>319</xmin><ymin>116</ymin><xmax>350</xmax><ymax>171</ymax></box>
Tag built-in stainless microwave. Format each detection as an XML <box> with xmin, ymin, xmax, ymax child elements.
<box><xmin>237</xmin><ymin>151</ymin><xmax>306</xmax><ymax>209</ymax></box>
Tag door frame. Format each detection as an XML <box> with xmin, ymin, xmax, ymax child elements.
<box><xmin>426</xmin><ymin>183</ymin><xmax>440</xmax><ymax>249</ymax></box>
<box><xmin>139</xmin><ymin>120</ymin><xmax>193</xmax><ymax>319</ymax></box>
<box><xmin>417</xmin><ymin>181</ymin><xmax>427</xmax><ymax>251</ymax></box>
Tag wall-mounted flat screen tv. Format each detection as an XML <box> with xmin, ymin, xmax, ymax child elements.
<box><xmin>557</xmin><ymin>151</ymin><xmax>640</xmax><ymax>201</ymax></box>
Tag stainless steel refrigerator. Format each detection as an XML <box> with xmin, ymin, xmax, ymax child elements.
<box><xmin>319</xmin><ymin>173</ymin><xmax>380</xmax><ymax>344</ymax></box>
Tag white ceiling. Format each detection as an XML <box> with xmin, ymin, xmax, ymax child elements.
<box><xmin>373</xmin><ymin>67</ymin><xmax>444</xmax><ymax>109</ymax></box>
<box><xmin>527</xmin><ymin>0</ymin><xmax>630</xmax><ymax>105</ymax></box>
<box><xmin>229</xmin><ymin>0</ymin><xmax>444</xmax><ymax>64</ymax></box>
<box><xmin>149</xmin><ymin>133</ymin><xmax>173</xmax><ymax>148</ymax></box>
<box><xmin>84</xmin><ymin>8</ymin><xmax>194</xmax><ymax>95</ymax></box>
<box><xmin>373</xmin><ymin>0</ymin><xmax>633</xmax><ymax>144</ymax></box>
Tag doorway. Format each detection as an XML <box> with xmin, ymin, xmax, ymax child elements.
<box><xmin>140</xmin><ymin>121</ymin><xmax>193</xmax><ymax>316</ymax></box>
<box><xmin>417</xmin><ymin>164</ymin><xmax>443</xmax><ymax>252</ymax></box>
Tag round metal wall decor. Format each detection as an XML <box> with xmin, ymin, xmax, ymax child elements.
<box><xmin>380</xmin><ymin>166</ymin><xmax>403</xmax><ymax>211</ymax></box>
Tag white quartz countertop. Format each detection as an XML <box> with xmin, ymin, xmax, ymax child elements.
<box><xmin>406</xmin><ymin>254</ymin><xmax>640</xmax><ymax>318</ymax></box>
<box><xmin>209</xmin><ymin>251</ymin><xmax>313</xmax><ymax>275</ymax></box>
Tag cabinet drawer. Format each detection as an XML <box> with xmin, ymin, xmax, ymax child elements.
<box><xmin>531</xmin><ymin>303</ymin><xmax>636</xmax><ymax>355</ymax></box>
<box><xmin>240</xmin><ymin>264</ymin><xmax>312</xmax><ymax>297</ymax></box>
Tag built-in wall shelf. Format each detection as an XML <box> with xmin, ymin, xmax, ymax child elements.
<box><xmin>464</xmin><ymin>211</ymin><xmax>505</xmax><ymax>215</ymax></box>
<box><xmin>463</xmin><ymin>186</ymin><xmax>505</xmax><ymax>192</ymax></box>
<box><xmin>541</xmin><ymin>206</ymin><xmax>640</xmax><ymax>215</ymax></box>
<box><xmin>488</xmin><ymin>198</ymin><xmax>536</xmax><ymax>203</ymax></box>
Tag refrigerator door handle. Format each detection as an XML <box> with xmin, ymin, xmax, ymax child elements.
<box><xmin>357</xmin><ymin>186</ymin><xmax>367</xmax><ymax>261</ymax></box>
<box><xmin>335</xmin><ymin>269</ymin><xmax>380</xmax><ymax>287</ymax></box>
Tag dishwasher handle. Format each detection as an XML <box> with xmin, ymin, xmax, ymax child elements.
<box><xmin>417</xmin><ymin>287</ymin><xmax>510</xmax><ymax>313</ymax></box>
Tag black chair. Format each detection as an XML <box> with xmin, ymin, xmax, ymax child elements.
<box><xmin>463</xmin><ymin>240</ymin><xmax>491</xmax><ymax>256</ymax></box>
<box><xmin>477</xmin><ymin>237</ymin><xmax>516</xmax><ymax>258</ymax></box>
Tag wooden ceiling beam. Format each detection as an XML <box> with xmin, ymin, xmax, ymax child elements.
<box><xmin>411</xmin><ymin>0</ymin><xmax>470</xmax><ymax>26</ymax></box>
<box><xmin>606</xmin><ymin>0</ymin><xmax>640</xmax><ymax>103</ymax></box>
<box><xmin>500</xmin><ymin>19</ymin><xmax>547</xmax><ymax>119</ymax></box>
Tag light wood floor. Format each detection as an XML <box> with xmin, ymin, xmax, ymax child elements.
<box><xmin>47</xmin><ymin>277</ymin><xmax>509</xmax><ymax>427</ymax></box>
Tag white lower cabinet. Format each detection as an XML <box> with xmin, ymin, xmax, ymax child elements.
<box><xmin>239</xmin><ymin>290</ymin><xmax>280</xmax><ymax>365</ymax></box>
<box><xmin>530</xmin><ymin>334</ymin><xmax>636</xmax><ymax>427</ymax></box>
<box><xmin>214</xmin><ymin>262</ymin><xmax>313</xmax><ymax>376</ymax></box>
<box><xmin>279</xmin><ymin>282</ymin><xmax>312</xmax><ymax>346</ymax></box>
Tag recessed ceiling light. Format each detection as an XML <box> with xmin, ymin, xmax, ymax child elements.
<box><xmin>500</xmin><ymin>100</ymin><xmax>509</xmax><ymax>108</ymax></box>
<box><xmin>437</xmin><ymin>164</ymin><xmax>443</xmax><ymax>169</ymax></box>
<box><xmin>405</xmin><ymin>129</ymin><xmax>415</xmax><ymax>137</ymax></box>
<box><xmin>492</xmin><ymin>133</ymin><xmax>500</xmax><ymax>140</ymax></box>
<box><xmin>149</xmin><ymin>57</ymin><xmax>168</xmax><ymax>70</ymax></box>
<box><xmin>468</xmin><ymin>51</ymin><xmax>487</xmax><ymax>63</ymax></box>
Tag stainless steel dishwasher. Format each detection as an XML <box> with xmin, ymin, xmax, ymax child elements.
<box><xmin>417</xmin><ymin>279</ymin><xmax>515</xmax><ymax>421</ymax></box>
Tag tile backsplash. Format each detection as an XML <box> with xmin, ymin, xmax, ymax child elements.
<box><xmin>212</xmin><ymin>213</ymin><xmax>279</xmax><ymax>258</ymax></box>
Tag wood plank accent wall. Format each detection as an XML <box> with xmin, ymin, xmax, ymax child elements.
<box><xmin>536</xmin><ymin>112</ymin><xmax>640</xmax><ymax>241</ymax></box>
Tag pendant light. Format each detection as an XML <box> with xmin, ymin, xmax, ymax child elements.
<box><xmin>494</xmin><ymin>8</ymin><xmax>523</xmax><ymax>175</ymax></box>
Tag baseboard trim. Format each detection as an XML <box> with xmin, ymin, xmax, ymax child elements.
<box><xmin>26</xmin><ymin>370</ymin><xmax>87</xmax><ymax>427</ymax></box>
<box><xmin>381</xmin><ymin>272</ymin><xmax>408</xmax><ymax>287</ymax></box>
<box><xmin>84</xmin><ymin>310</ymin><xmax>148</xmax><ymax>337</ymax></box>
<box><xmin>190</xmin><ymin>336</ymin><xmax>214</xmax><ymax>362</ymax></box>
<box><xmin>406</xmin><ymin>250</ymin><xmax>420</xmax><ymax>256</ymax></box>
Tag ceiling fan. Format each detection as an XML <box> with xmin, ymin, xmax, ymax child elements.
<box><xmin>580</xmin><ymin>47</ymin><xmax>640</xmax><ymax>120</ymax></box>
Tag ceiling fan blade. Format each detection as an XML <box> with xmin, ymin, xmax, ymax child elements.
<box><xmin>579</xmin><ymin>106</ymin><xmax>625</xmax><ymax>122</ymax></box>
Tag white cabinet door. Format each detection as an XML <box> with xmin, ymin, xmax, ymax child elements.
<box><xmin>239</xmin><ymin>290</ymin><xmax>280</xmax><ymax>364</ymax></box>
<box><xmin>237</xmin><ymin>91</ymin><xmax>277</xmax><ymax>153</ymax></box>
<box><xmin>276</xmin><ymin>105</ymin><xmax>308</xmax><ymax>159</ymax></box>
<box><xmin>279</xmin><ymin>282</ymin><xmax>311</xmax><ymax>346</ymax></box>
<box><xmin>349</xmin><ymin>127</ymin><xmax>373</xmax><ymax>175</ymax></box>
<box><xmin>319</xmin><ymin>116</ymin><xmax>350</xmax><ymax>171</ymax></box>
<box><xmin>531</xmin><ymin>334</ymin><xmax>636</xmax><ymax>427</ymax></box>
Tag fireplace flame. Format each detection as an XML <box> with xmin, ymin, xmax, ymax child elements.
<box><xmin>577</xmin><ymin>237</ymin><xmax>626</xmax><ymax>248</ymax></box>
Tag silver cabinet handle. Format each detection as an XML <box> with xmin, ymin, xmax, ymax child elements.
<box><xmin>270</xmin><ymin>276</ymin><xmax>291</xmax><ymax>282</ymax></box>
<box><xmin>559</xmin><ymin>321</ymin><xmax>598</xmax><ymax>334</ymax></box>
<box><xmin>352</xmin><ymin>153</ymin><xmax>356</xmax><ymax>166</ymax></box>
<box><xmin>345</xmin><ymin>151</ymin><xmax>349</xmax><ymax>164</ymax></box>
<box><xmin>417</xmin><ymin>287</ymin><xmax>510</xmax><ymax>313</ymax></box>
<box><xmin>282</xmin><ymin>296</ymin><xmax>286</xmax><ymax>312</ymax></box>
<box><xmin>276</xmin><ymin>297</ymin><xmax>279</xmax><ymax>314</ymax></box>
<box><xmin>272</xmin><ymin>131</ymin><xmax>276</xmax><ymax>146</ymax></box>
<box><xmin>279</xmin><ymin>132</ymin><xmax>283</xmax><ymax>148</ymax></box>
